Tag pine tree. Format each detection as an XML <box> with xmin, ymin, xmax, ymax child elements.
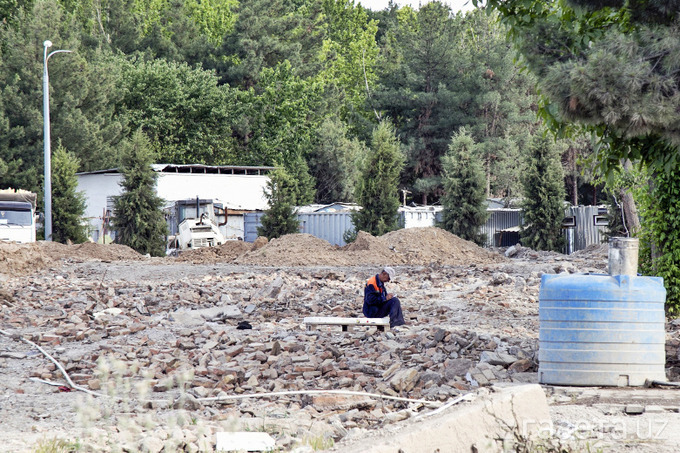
<box><xmin>440</xmin><ymin>129</ymin><xmax>489</xmax><ymax>246</ymax></box>
<box><xmin>257</xmin><ymin>167</ymin><xmax>300</xmax><ymax>239</ymax></box>
<box><xmin>520</xmin><ymin>134</ymin><xmax>566</xmax><ymax>252</ymax></box>
<box><xmin>310</xmin><ymin>117</ymin><xmax>366</xmax><ymax>204</ymax></box>
<box><xmin>51</xmin><ymin>145</ymin><xmax>89</xmax><ymax>244</ymax></box>
<box><xmin>285</xmin><ymin>154</ymin><xmax>316</xmax><ymax>206</ymax></box>
<box><xmin>351</xmin><ymin>121</ymin><xmax>403</xmax><ymax>237</ymax></box>
<box><xmin>111</xmin><ymin>131</ymin><xmax>168</xmax><ymax>256</ymax></box>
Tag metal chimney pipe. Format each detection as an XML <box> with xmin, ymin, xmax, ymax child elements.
<box><xmin>608</xmin><ymin>237</ymin><xmax>639</xmax><ymax>276</ymax></box>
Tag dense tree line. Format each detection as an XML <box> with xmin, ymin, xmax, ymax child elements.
<box><xmin>0</xmin><ymin>0</ymin><xmax>600</xmax><ymax>246</ymax></box>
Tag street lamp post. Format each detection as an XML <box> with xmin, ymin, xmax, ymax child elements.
<box><xmin>43</xmin><ymin>40</ymin><xmax>72</xmax><ymax>242</ymax></box>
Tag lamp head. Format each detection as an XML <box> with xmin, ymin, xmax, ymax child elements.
<box><xmin>44</xmin><ymin>40</ymin><xmax>52</xmax><ymax>48</ymax></box>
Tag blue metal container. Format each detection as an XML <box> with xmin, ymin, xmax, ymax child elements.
<box><xmin>538</xmin><ymin>273</ymin><xmax>666</xmax><ymax>386</ymax></box>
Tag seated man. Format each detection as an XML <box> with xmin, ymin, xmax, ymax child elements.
<box><xmin>363</xmin><ymin>266</ymin><xmax>405</xmax><ymax>328</ymax></box>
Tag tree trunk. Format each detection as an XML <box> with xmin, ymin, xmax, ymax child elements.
<box><xmin>486</xmin><ymin>158</ymin><xmax>491</xmax><ymax>197</ymax></box>
<box><xmin>619</xmin><ymin>159</ymin><xmax>641</xmax><ymax>237</ymax></box>
<box><xmin>618</xmin><ymin>188</ymin><xmax>640</xmax><ymax>236</ymax></box>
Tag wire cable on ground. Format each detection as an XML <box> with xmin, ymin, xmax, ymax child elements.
<box><xmin>0</xmin><ymin>328</ymin><xmax>107</xmax><ymax>398</ymax></box>
<box><xmin>2</xmin><ymin>328</ymin><xmax>474</xmax><ymax>415</ymax></box>
<box><xmin>414</xmin><ymin>393</ymin><xmax>475</xmax><ymax>420</ymax></box>
<box><xmin>197</xmin><ymin>389</ymin><xmax>443</xmax><ymax>407</ymax></box>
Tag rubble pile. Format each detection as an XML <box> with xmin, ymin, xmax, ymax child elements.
<box><xmin>0</xmin><ymin>230</ymin><xmax>675</xmax><ymax>452</ymax></box>
<box><xmin>0</xmin><ymin>259</ymin><xmax>542</xmax><ymax>451</ymax></box>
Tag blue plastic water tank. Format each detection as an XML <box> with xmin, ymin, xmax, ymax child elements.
<box><xmin>538</xmin><ymin>273</ymin><xmax>666</xmax><ymax>386</ymax></box>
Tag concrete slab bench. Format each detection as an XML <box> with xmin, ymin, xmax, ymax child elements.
<box><xmin>303</xmin><ymin>316</ymin><xmax>390</xmax><ymax>332</ymax></box>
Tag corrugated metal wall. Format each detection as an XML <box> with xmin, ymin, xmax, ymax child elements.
<box><xmin>480</xmin><ymin>209</ymin><xmax>523</xmax><ymax>247</ymax></box>
<box><xmin>565</xmin><ymin>205</ymin><xmax>607</xmax><ymax>252</ymax></box>
<box><xmin>245</xmin><ymin>206</ymin><xmax>608</xmax><ymax>254</ymax></box>
<box><xmin>244</xmin><ymin>212</ymin><xmax>265</xmax><ymax>242</ymax></box>
<box><xmin>244</xmin><ymin>211</ymin><xmax>355</xmax><ymax>245</ymax></box>
<box><xmin>298</xmin><ymin>212</ymin><xmax>354</xmax><ymax>246</ymax></box>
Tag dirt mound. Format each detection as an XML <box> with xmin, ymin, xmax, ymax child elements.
<box><xmin>252</xmin><ymin>236</ymin><xmax>268</xmax><ymax>250</ymax></box>
<box><xmin>572</xmin><ymin>243</ymin><xmax>608</xmax><ymax>260</ymax></box>
<box><xmin>0</xmin><ymin>242</ymin><xmax>52</xmax><ymax>276</ymax></box>
<box><xmin>175</xmin><ymin>240</ymin><xmax>253</xmax><ymax>263</ymax></box>
<box><xmin>0</xmin><ymin>241</ymin><xmax>145</xmax><ymax>277</ymax></box>
<box><xmin>38</xmin><ymin>241</ymin><xmax>143</xmax><ymax>262</ymax></box>
<box><xmin>343</xmin><ymin>231</ymin><xmax>381</xmax><ymax>252</ymax></box>
<box><xmin>236</xmin><ymin>233</ymin><xmax>339</xmax><ymax>266</ymax></box>
<box><xmin>234</xmin><ymin>227</ymin><xmax>506</xmax><ymax>267</ymax></box>
<box><xmin>378</xmin><ymin>227</ymin><xmax>507</xmax><ymax>265</ymax></box>
<box><xmin>0</xmin><ymin>228</ymin><xmax>505</xmax><ymax>275</ymax></box>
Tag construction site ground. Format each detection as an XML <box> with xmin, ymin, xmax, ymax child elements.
<box><xmin>1</xmin><ymin>227</ymin><xmax>679</xmax><ymax>452</ymax></box>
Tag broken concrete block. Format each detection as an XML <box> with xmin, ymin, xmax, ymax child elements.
<box><xmin>215</xmin><ymin>432</ymin><xmax>275</xmax><ymax>452</ymax></box>
<box><xmin>479</xmin><ymin>351</ymin><xmax>517</xmax><ymax>367</ymax></box>
<box><xmin>390</xmin><ymin>368</ymin><xmax>419</xmax><ymax>392</ymax></box>
<box><xmin>624</xmin><ymin>405</ymin><xmax>645</xmax><ymax>415</ymax></box>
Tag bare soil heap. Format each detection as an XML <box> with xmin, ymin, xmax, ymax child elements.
<box><xmin>0</xmin><ymin>227</ymin><xmax>504</xmax><ymax>272</ymax></box>
<box><xmin>174</xmin><ymin>227</ymin><xmax>506</xmax><ymax>267</ymax></box>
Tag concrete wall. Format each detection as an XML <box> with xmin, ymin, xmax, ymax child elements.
<box><xmin>77</xmin><ymin>173</ymin><xmax>122</xmax><ymax>223</ymax></box>
<box><xmin>335</xmin><ymin>384</ymin><xmax>551</xmax><ymax>453</ymax></box>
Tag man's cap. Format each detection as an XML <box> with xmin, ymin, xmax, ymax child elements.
<box><xmin>383</xmin><ymin>266</ymin><xmax>396</xmax><ymax>281</ymax></box>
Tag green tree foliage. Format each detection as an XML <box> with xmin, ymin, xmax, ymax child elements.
<box><xmin>257</xmin><ymin>167</ymin><xmax>300</xmax><ymax>239</ymax></box>
<box><xmin>462</xmin><ymin>10</ymin><xmax>539</xmax><ymax>199</ymax></box>
<box><xmin>50</xmin><ymin>144</ymin><xmax>88</xmax><ymax>243</ymax></box>
<box><xmin>0</xmin><ymin>0</ymin><xmax>124</xmax><ymax>192</ymax></box>
<box><xmin>373</xmin><ymin>6</ymin><xmax>536</xmax><ymax>205</ymax></box>
<box><xmin>310</xmin><ymin>116</ymin><xmax>367</xmax><ymax>203</ymax></box>
<box><xmin>439</xmin><ymin>129</ymin><xmax>488</xmax><ymax>245</ymax></box>
<box><xmin>136</xmin><ymin>0</ymin><xmax>216</xmax><ymax>65</ymax></box>
<box><xmin>0</xmin><ymin>0</ymin><xmax>30</xmax><ymax>25</ymax></box>
<box><xmin>220</xmin><ymin>0</ymin><xmax>324</xmax><ymax>88</ymax></box>
<box><xmin>521</xmin><ymin>134</ymin><xmax>566</xmax><ymax>252</ymax></box>
<box><xmin>637</xmin><ymin>168</ymin><xmax>680</xmax><ymax>315</ymax></box>
<box><xmin>184</xmin><ymin>0</ymin><xmax>238</xmax><ymax>45</ymax></box>
<box><xmin>374</xmin><ymin>3</ymin><xmax>464</xmax><ymax>204</ymax></box>
<box><xmin>351</xmin><ymin>121</ymin><xmax>403</xmax><ymax>236</ymax></box>
<box><xmin>320</xmin><ymin>0</ymin><xmax>379</xmax><ymax>122</ymax></box>
<box><xmin>482</xmin><ymin>0</ymin><xmax>680</xmax><ymax>310</ymax></box>
<box><xmin>232</xmin><ymin>62</ymin><xmax>322</xmax><ymax>165</ymax></box>
<box><xmin>116</xmin><ymin>56</ymin><xmax>234</xmax><ymax>165</ymax></box>
<box><xmin>67</xmin><ymin>0</ymin><xmax>217</xmax><ymax>64</ymax></box>
<box><xmin>285</xmin><ymin>154</ymin><xmax>316</xmax><ymax>206</ymax></box>
<box><xmin>111</xmin><ymin>131</ymin><xmax>167</xmax><ymax>256</ymax></box>
<box><xmin>123</xmin><ymin>0</ymin><xmax>236</xmax><ymax>46</ymax></box>
<box><xmin>480</xmin><ymin>0</ymin><xmax>680</xmax><ymax>172</ymax></box>
<box><xmin>232</xmin><ymin>61</ymin><xmax>321</xmax><ymax>202</ymax></box>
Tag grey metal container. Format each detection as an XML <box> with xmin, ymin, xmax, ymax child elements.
<box><xmin>608</xmin><ymin>237</ymin><xmax>639</xmax><ymax>276</ymax></box>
